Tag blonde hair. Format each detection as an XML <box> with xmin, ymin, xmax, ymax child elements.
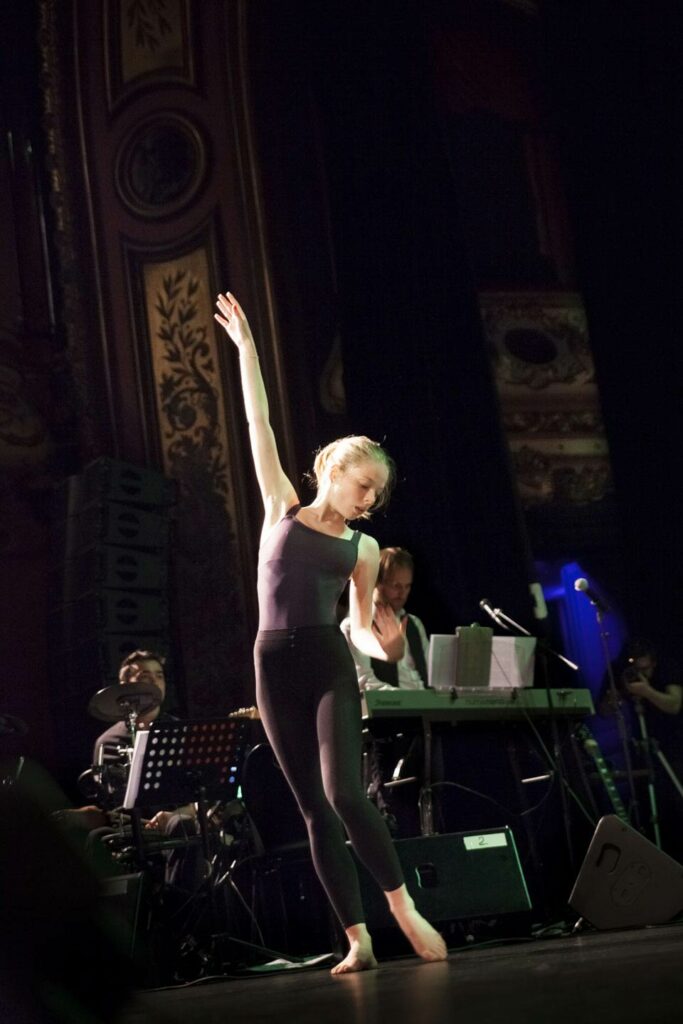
<box><xmin>310</xmin><ymin>435</ymin><xmax>396</xmax><ymax>518</ymax></box>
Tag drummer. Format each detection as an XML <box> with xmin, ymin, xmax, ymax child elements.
<box><xmin>55</xmin><ymin>651</ymin><xmax>197</xmax><ymax>840</ymax></box>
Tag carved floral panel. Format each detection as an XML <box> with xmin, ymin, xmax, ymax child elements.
<box><xmin>134</xmin><ymin>245</ymin><xmax>252</xmax><ymax>714</ymax></box>
<box><xmin>105</xmin><ymin>0</ymin><xmax>194</xmax><ymax>108</ymax></box>
<box><xmin>142</xmin><ymin>247</ymin><xmax>232</xmax><ymax>512</ymax></box>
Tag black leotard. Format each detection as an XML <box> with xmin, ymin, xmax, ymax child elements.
<box><xmin>257</xmin><ymin>505</ymin><xmax>358</xmax><ymax>628</ymax></box>
<box><xmin>254</xmin><ymin>505</ymin><xmax>404</xmax><ymax>927</ymax></box>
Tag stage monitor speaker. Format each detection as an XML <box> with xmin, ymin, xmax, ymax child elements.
<box><xmin>569</xmin><ymin>815</ymin><xmax>683</xmax><ymax>929</ymax></box>
<box><xmin>352</xmin><ymin>826</ymin><xmax>531</xmax><ymax>929</ymax></box>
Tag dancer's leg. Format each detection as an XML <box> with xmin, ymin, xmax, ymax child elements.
<box><xmin>254</xmin><ymin>633</ymin><xmax>368</xmax><ymax>932</ymax></box>
<box><xmin>316</xmin><ymin>642</ymin><xmax>446</xmax><ymax>963</ymax></box>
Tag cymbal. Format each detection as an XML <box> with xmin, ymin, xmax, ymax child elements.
<box><xmin>88</xmin><ymin>682</ymin><xmax>163</xmax><ymax>722</ymax></box>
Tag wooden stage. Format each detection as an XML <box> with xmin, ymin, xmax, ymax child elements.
<box><xmin>116</xmin><ymin>922</ymin><xmax>683</xmax><ymax>1024</ymax></box>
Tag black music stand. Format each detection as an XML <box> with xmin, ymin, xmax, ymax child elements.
<box><xmin>123</xmin><ymin>717</ymin><xmax>249</xmax><ymax>961</ymax></box>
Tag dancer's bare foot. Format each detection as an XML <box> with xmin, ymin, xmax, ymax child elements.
<box><xmin>393</xmin><ymin>906</ymin><xmax>448</xmax><ymax>961</ymax></box>
<box><xmin>385</xmin><ymin>886</ymin><xmax>448</xmax><ymax>962</ymax></box>
<box><xmin>331</xmin><ymin>924</ymin><xmax>378</xmax><ymax>975</ymax></box>
<box><xmin>331</xmin><ymin>941</ymin><xmax>378</xmax><ymax>975</ymax></box>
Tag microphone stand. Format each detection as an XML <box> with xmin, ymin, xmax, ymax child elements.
<box><xmin>589</xmin><ymin>606</ymin><xmax>642</xmax><ymax>832</ymax></box>
<box><xmin>632</xmin><ymin>698</ymin><xmax>660</xmax><ymax>847</ymax></box>
<box><xmin>492</xmin><ymin>604</ymin><xmax>582</xmax><ymax>869</ymax></box>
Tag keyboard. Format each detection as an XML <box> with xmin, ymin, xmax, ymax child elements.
<box><xmin>362</xmin><ymin>688</ymin><xmax>594</xmax><ymax>722</ymax></box>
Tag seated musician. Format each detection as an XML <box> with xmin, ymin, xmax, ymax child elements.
<box><xmin>341</xmin><ymin>548</ymin><xmax>435</xmax><ymax>835</ymax></box>
<box><xmin>340</xmin><ymin>547</ymin><xmax>429</xmax><ymax>691</ymax></box>
<box><xmin>55</xmin><ymin>651</ymin><xmax>200</xmax><ymax>890</ymax></box>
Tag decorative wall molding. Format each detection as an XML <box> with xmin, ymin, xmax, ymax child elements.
<box><xmin>115</xmin><ymin>111</ymin><xmax>208</xmax><ymax>218</ymax></box>
<box><xmin>104</xmin><ymin>0</ymin><xmax>195</xmax><ymax>111</ymax></box>
<box><xmin>480</xmin><ymin>290</ymin><xmax>613</xmax><ymax>508</ymax></box>
<box><xmin>124</xmin><ymin>232</ymin><xmax>234</xmax><ymax>515</ymax></box>
<box><xmin>40</xmin><ymin>0</ymin><xmax>107</xmax><ymax>457</ymax></box>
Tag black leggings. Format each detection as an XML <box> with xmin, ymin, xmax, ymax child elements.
<box><xmin>254</xmin><ymin>625</ymin><xmax>404</xmax><ymax>928</ymax></box>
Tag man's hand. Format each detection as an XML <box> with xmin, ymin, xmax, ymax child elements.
<box><xmin>144</xmin><ymin>804</ymin><xmax>196</xmax><ymax>832</ymax></box>
<box><xmin>144</xmin><ymin>810</ymin><xmax>174</xmax><ymax>832</ymax></box>
<box><xmin>373</xmin><ymin>604</ymin><xmax>408</xmax><ymax>662</ymax></box>
<box><xmin>53</xmin><ymin>806</ymin><xmax>108</xmax><ymax>831</ymax></box>
<box><xmin>625</xmin><ymin>675</ymin><xmax>652</xmax><ymax>699</ymax></box>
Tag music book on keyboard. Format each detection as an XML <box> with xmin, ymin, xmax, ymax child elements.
<box><xmin>428</xmin><ymin>634</ymin><xmax>536</xmax><ymax>692</ymax></box>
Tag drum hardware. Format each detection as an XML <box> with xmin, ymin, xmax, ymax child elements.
<box><xmin>77</xmin><ymin>760</ymin><xmax>131</xmax><ymax>805</ymax></box>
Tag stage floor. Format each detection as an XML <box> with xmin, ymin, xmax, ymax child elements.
<box><xmin>116</xmin><ymin>921</ymin><xmax>683</xmax><ymax>1024</ymax></box>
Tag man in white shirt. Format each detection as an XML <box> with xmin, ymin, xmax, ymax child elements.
<box><xmin>340</xmin><ymin>547</ymin><xmax>429</xmax><ymax>691</ymax></box>
<box><xmin>341</xmin><ymin>548</ymin><xmax>432</xmax><ymax>836</ymax></box>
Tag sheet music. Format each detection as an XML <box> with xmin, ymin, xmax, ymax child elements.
<box><xmin>428</xmin><ymin>635</ymin><xmax>458</xmax><ymax>691</ymax></box>
<box><xmin>489</xmin><ymin>636</ymin><xmax>536</xmax><ymax>689</ymax></box>
<box><xmin>429</xmin><ymin>634</ymin><xmax>535</xmax><ymax>690</ymax></box>
<box><xmin>122</xmin><ymin>728</ymin><xmax>150</xmax><ymax>810</ymax></box>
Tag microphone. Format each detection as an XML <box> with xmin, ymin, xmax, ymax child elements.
<box><xmin>479</xmin><ymin>598</ymin><xmax>509</xmax><ymax>630</ymax></box>
<box><xmin>574</xmin><ymin>578</ymin><xmax>610</xmax><ymax>614</ymax></box>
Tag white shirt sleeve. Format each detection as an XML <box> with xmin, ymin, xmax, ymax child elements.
<box><xmin>340</xmin><ymin>613</ymin><xmax>428</xmax><ymax>691</ymax></box>
<box><xmin>340</xmin><ymin>616</ymin><xmax>393</xmax><ymax>690</ymax></box>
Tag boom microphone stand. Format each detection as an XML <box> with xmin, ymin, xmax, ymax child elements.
<box><xmin>632</xmin><ymin>698</ymin><xmax>660</xmax><ymax>847</ymax></box>
<box><xmin>630</xmin><ymin>690</ymin><xmax>683</xmax><ymax>848</ymax></box>
<box><xmin>573</xmin><ymin>581</ymin><xmax>642</xmax><ymax>832</ymax></box>
<box><xmin>648</xmin><ymin>734</ymin><xmax>683</xmax><ymax>802</ymax></box>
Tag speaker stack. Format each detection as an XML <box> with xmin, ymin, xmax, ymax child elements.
<box><xmin>49</xmin><ymin>457</ymin><xmax>175</xmax><ymax>776</ymax></box>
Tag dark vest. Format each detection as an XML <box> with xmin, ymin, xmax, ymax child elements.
<box><xmin>370</xmin><ymin>616</ymin><xmax>428</xmax><ymax>687</ymax></box>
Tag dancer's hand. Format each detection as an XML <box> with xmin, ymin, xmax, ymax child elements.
<box><xmin>373</xmin><ymin>604</ymin><xmax>407</xmax><ymax>662</ymax></box>
<box><xmin>215</xmin><ymin>292</ymin><xmax>256</xmax><ymax>352</ymax></box>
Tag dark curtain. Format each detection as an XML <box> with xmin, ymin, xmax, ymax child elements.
<box><xmin>543</xmin><ymin>2</ymin><xmax>683</xmax><ymax>652</ymax></box>
<box><xmin>304</xmin><ymin>2</ymin><xmax>534</xmax><ymax>633</ymax></box>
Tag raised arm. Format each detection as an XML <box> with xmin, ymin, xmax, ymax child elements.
<box><xmin>215</xmin><ymin>292</ymin><xmax>297</xmax><ymax>532</ymax></box>
<box><xmin>348</xmin><ymin>534</ymin><xmax>406</xmax><ymax>661</ymax></box>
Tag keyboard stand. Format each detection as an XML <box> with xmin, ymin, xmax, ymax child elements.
<box><xmin>420</xmin><ymin>717</ymin><xmax>436</xmax><ymax>836</ymax></box>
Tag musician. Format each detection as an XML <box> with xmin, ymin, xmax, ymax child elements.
<box><xmin>594</xmin><ymin>637</ymin><xmax>683</xmax><ymax>849</ymax></box>
<box><xmin>54</xmin><ymin>651</ymin><xmax>199</xmax><ymax>888</ymax></box>
<box><xmin>620</xmin><ymin>640</ymin><xmax>682</xmax><ymax>716</ymax></box>
<box><xmin>341</xmin><ymin>548</ymin><xmax>438</xmax><ymax>835</ymax></box>
<box><xmin>598</xmin><ymin>638</ymin><xmax>682</xmax><ymax>718</ymax></box>
<box><xmin>340</xmin><ymin>547</ymin><xmax>429</xmax><ymax>691</ymax></box>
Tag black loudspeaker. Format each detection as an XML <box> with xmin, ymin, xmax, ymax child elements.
<box><xmin>352</xmin><ymin>826</ymin><xmax>531</xmax><ymax>929</ymax></box>
<box><xmin>569</xmin><ymin>815</ymin><xmax>683</xmax><ymax>929</ymax></box>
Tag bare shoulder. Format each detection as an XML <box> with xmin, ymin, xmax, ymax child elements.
<box><xmin>356</xmin><ymin>532</ymin><xmax>380</xmax><ymax>560</ymax></box>
<box><xmin>352</xmin><ymin>532</ymin><xmax>380</xmax><ymax>580</ymax></box>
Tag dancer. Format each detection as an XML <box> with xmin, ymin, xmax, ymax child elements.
<box><xmin>215</xmin><ymin>292</ymin><xmax>447</xmax><ymax>973</ymax></box>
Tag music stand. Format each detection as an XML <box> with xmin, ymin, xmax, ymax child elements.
<box><xmin>124</xmin><ymin>718</ymin><xmax>248</xmax><ymax>812</ymax></box>
<box><xmin>123</xmin><ymin>716</ymin><xmax>249</xmax><ymax>954</ymax></box>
